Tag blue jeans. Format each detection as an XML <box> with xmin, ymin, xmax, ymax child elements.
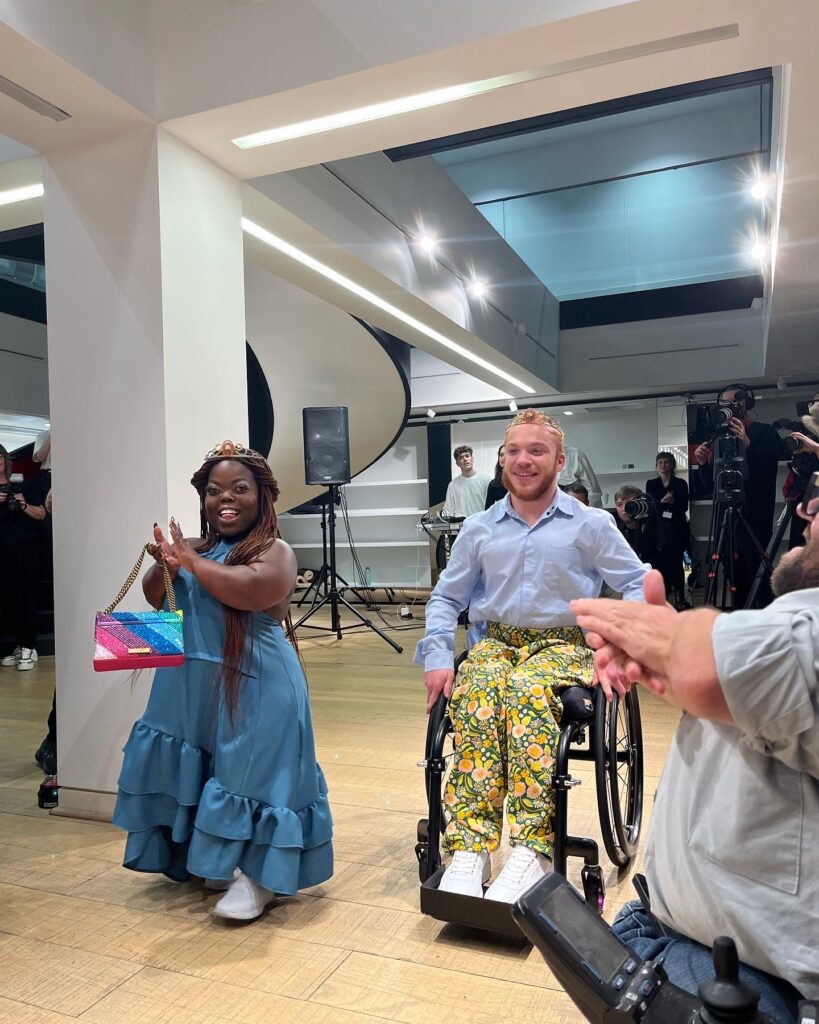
<box><xmin>612</xmin><ymin>902</ymin><xmax>800</xmax><ymax>1024</ymax></box>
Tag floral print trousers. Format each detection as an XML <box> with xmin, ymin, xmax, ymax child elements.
<box><xmin>442</xmin><ymin>623</ymin><xmax>594</xmax><ymax>859</ymax></box>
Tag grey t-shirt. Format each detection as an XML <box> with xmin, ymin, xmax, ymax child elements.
<box><xmin>444</xmin><ymin>473</ymin><xmax>490</xmax><ymax>518</ymax></box>
<box><xmin>646</xmin><ymin>588</ymin><xmax>819</xmax><ymax>998</ymax></box>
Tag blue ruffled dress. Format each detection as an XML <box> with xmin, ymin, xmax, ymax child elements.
<box><xmin>112</xmin><ymin>538</ymin><xmax>333</xmax><ymax>893</ymax></box>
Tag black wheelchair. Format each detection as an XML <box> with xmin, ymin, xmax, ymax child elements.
<box><xmin>415</xmin><ymin>652</ymin><xmax>644</xmax><ymax>936</ymax></box>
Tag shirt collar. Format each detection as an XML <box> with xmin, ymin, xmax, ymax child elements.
<box><xmin>493</xmin><ymin>487</ymin><xmax>576</xmax><ymax>525</ymax></box>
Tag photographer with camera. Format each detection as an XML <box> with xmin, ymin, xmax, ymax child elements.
<box><xmin>0</xmin><ymin>444</ymin><xmax>47</xmax><ymax>672</ymax></box>
<box><xmin>694</xmin><ymin>385</ymin><xmax>779</xmax><ymax>607</ymax></box>
<box><xmin>614</xmin><ymin>485</ymin><xmax>661</xmax><ymax>563</ymax></box>
<box><xmin>778</xmin><ymin>392</ymin><xmax>819</xmax><ymax>551</ymax></box>
<box><xmin>571</xmin><ymin>472</ymin><xmax>819</xmax><ymax>1022</ymax></box>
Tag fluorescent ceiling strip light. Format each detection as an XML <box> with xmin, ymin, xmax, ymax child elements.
<box><xmin>242</xmin><ymin>216</ymin><xmax>533</xmax><ymax>394</ymax></box>
<box><xmin>0</xmin><ymin>75</ymin><xmax>70</xmax><ymax>122</ymax></box>
<box><xmin>233</xmin><ymin>24</ymin><xmax>738</xmax><ymax>149</ymax></box>
<box><xmin>0</xmin><ymin>183</ymin><xmax>44</xmax><ymax>206</ymax></box>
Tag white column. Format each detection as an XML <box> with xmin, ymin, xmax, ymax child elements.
<box><xmin>43</xmin><ymin>127</ymin><xmax>247</xmax><ymax>818</ymax></box>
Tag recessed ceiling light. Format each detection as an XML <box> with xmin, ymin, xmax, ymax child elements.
<box><xmin>508</xmin><ymin>400</ymin><xmax>518</xmax><ymax>412</ymax></box>
<box><xmin>231</xmin><ymin>24</ymin><xmax>739</xmax><ymax>150</ymax></box>
<box><xmin>467</xmin><ymin>280</ymin><xmax>487</xmax><ymax>299</ymax></box>
<box><xmin>426</xmin><ymin>408</ymin><xmax>436</xmax><ymax>418</ymax></box>
<box><xmin>750</xmin><ymin>241</ymin><xmax>768</xmax><ymax>262</ymax></box>
<box><xmin>563</xmin><ymin>410</ymin><xmax>574</xmax><ymax>416</ymax></box>
<box><xmin>418</xmin><ymin>234</ymin><xmax>438</xmax><ymax>255</ymax></box>
<box><xmin>0</xmin><ymin>183</ymin><xmax>44</xmax><ymax>207</ymax></box>
<box><xmin>749</xmin><ymin>177</ymin><xmax>772</xmax><ymax>201</ymax></box>
<box><xmin>242</xmin><ymin>217</ymin><xmax>534</xmax><ymax>394</ymax></box>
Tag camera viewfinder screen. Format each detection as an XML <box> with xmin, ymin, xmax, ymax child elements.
<box><xmin>542</xmin><ymin>885</ymin><xmax>629</xmax><ymax>981</ymax></box>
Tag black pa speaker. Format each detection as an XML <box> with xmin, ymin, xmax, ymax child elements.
<box><xmin>303</xmin><ymin>406</ymin><xmax>351</xmax><ymax>485</ymax></box>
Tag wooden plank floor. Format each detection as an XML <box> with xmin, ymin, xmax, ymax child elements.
<box><xmin>0</xmin><ymin>611</ymin><xmax>678</xmax><ymax>1023</ymax></box>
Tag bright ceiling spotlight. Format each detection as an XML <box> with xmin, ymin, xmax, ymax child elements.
<box><xmin>563</xmin><ymin>410</ymin><xmax>574</xmax><ymax>416</ymax></box>
<box><xmin>426</xmin><ymin>408</ymin><xmax>436</xmax><ymax>418</ymax></box>
<box><xmin>0</xmin><ymin>183</ymin><xmax>44</xmax><ymax>207</ymax></box>
<box><xmin>750</xmin><ymin>177</ymin><xmax>772</xmax><ymax>201</ymax></box>
<box><xmin>508</xmin><ymin>400</ymin><xmax>518</xmax><ymax>412</ymax></box>
<box><xmin>467</xmin><ymin>279</ymin><xmax>487</xmax><ymax>299</ymax></box>
<box><xmin>750</xmin><ymin>240</ymin><xmax>768</xmax><ymax>262</ymax></box>
<box><xmin>418</xmin><ymin>234</ymin><xmax>438</xmax><ymax>255</ymax></box>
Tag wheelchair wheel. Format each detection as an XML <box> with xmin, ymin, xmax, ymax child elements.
<box><xmin>418</xmin><ymin>695</ymin><xmax>456</xmax><ymax>882</ymax></box>
<box><xmin>594</xmin><ymin>687</ymin><xmax>644</xmax><ymax>871</ymax></box>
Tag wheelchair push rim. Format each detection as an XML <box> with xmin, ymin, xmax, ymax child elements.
<box><xmin>594</xmin><ymin>687</ymin><xmax>644</xmax><ymax>869</ymax></box>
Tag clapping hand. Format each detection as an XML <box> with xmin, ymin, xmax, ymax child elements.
<box><xmin>571</xmin><ymin>570</ymin><xmax>675</xmax><ymax>701</ymax></box>
<box><xmin>148</xmin><ymin>522</ymin><xmax>183</xmax><ymax>576</ymax></box>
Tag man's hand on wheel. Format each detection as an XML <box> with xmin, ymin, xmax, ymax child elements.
<box><xmin>424</xmin><ymin>669</ymin><xmax>455</xmax><ymax>714</ymax></box>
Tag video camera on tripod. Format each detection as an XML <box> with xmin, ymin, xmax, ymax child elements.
<box><xmin>707</xmin><ymin>400</ymin><xmax>748</xmax><ymax>504</ymax></box>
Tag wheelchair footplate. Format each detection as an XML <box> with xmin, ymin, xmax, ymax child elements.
<box><xmin>420</xmin><ymin>867</ymin><xmax>530</xmax><ymax>941</ymax></box>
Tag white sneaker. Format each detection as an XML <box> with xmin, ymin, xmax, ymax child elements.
<box><xmin>438</xmin><ymin>850</ymin><xmax>491</xmax><ymax>897</ymax></box>
<box><xmin>212</xmin><ymin>870</ymin><xmax>274</xmax><ymax>920</ymax></box>
<box><xmin>17</xmin><ymin>648</ymin><xmax>37</xmax><ymax>672</ymax></box>
<box><xmin>204</xmin><ymin>868</ymin><xmax>240</xmax><ymax>891</ymax></box>
<box><xmin>1</xmin><ymin>647</ymin><xmax>21</xmax><ymax>667</ymax></box>
<box><xmin>484</xmin><ymin>846</ymin><xmax>551</xmax><ymax>903</ymax></box>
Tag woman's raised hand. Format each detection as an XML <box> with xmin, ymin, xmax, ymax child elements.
<box><xmin>149</xmin><ymin>523</ymin><xmax>181</xmax><ymax>576</ymax></box>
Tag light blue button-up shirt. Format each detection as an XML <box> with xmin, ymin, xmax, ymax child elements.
<box><xmin>415</xmin><ymin>489</ymin><xmax>648</xmax><ymax>671</ymax></box>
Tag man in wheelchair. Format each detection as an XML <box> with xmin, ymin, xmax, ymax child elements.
<box><xmin>415</xmin><ymin>409</ymin><xmax>648</xmax><ymax>903</ymax></box>
<box><xmin>570</xmin><ymin>473</ymin><xmax>819</xmax><ymax>1023</ymax></box>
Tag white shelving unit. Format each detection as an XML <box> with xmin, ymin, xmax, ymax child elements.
<box><xmin>277</xmin><ymin>427</ymin><xmax>432</xmax><ymax>590</ymax></box>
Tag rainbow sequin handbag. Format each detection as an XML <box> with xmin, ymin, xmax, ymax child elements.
<box><xmin>93</xmin><ymin>545</ymin><xmax>184</xmax><ymax>672</ymax></box>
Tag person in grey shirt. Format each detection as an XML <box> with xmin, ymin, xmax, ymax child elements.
<box><xmin>444</xmin><ymin>445</ymin><xmax>490</xmax><ymax>519</ymax></box>
<box><xmin>417</xmin><ymin>410</ymin><xmax>647</xmax><ymax>904</ymax></box>
<box><xmin>571</xmin><ymin>479</ymin><xmax>819</xmax><ymax>1022</ymax></box>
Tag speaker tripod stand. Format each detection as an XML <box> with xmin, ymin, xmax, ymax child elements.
<box><xmin>296</xmin><ymin>497</ymin><xmax>370</xmax><ymax>610</ymax></box>
<box><xmin>293</xmin><ymin>485</ymin><xmax>403</xmax><ymax>653</ymax></box>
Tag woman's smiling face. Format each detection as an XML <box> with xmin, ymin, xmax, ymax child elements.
<box><xmin>203</xmin><ymin>460</ymin><xmax>259</xmax><ymax>537</ymax></box>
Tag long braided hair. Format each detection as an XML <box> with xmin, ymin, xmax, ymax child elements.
<box><xmin>190</xmin><ymin>443</ymin><xmax>299</xmax><ymax>720</ymax></box>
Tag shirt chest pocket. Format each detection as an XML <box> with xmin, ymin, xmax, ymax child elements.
<box><xmin>541</xmin><ymin>545</ymin><xmax>583</xmax><ymax>581</ymax></box>
<box><xmin>687</xmin><ymin>750</ymin><xmax>804</xmax><ymax>894</ymax></box>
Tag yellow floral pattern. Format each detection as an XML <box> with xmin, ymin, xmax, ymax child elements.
<box><xmin>443</xmin><ymin>623</ymin><xmax>593</xmax><ymax>858</ymax></box>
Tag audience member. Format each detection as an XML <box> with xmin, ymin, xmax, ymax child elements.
<box><xmin>0</xmin><ymin>444</ymin><xmax>47</xmax><ymax>672</ymax></box>
<box><xmin>565</xmin><ymin>483</ymin><xmax>589</xmax><ymax>506</ymax></box>
<box><xmin>614</xmin><ymin>484</ymin><xmax>660</xmax><ymax>564</ymax></box>
<box><xmin>32</xmin><ymin>428</ymin><xmax>51</xmax><ymax>485</ymax></box>
<box><xmin>558</xmin><ymin>445</ymin><xmax>602</xmax><ymax>507</ymax></box>
<box><xmin>444</xmin><ymin>445</ymin><xmax>490</xmax><ymax>518</ymax></box>
<box><xmin>484</xmin><ymin>444</ymin><xmax>507</xmax><ymax>508</ymax></box>
<box><xmin>646</xmin><ymin>452</ymin><xmax>690</xmax><ymax>609</ymax></box>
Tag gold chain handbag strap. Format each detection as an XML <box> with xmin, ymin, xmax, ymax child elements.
<box><xmin>103</xmin><ymin>544</ymin><xmax>178</xmax><ymax>615</ymax></box>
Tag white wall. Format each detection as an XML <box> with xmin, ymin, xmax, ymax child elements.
<box><xmin>0</xmin><ymin>311</ymin><xmax>48</xmax><ymax>417</ymax></box>
<box><xmin>244</xmin><ymin>260</ymin><xmax>409</xmax><ymax>514</ymax></box>
<box><xmin>559</xmin><ymin>308</ymin><xmax>765</xmax><ymax>393</ymax></box>
<box><xmin>411</xmin><ymin>349</ymin><xmax>509</xmax><ymax>409</ymax></box>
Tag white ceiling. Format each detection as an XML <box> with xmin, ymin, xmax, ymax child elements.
<box><xmin>0</xmin><ymin>0</ymin><xmax>817</xmax><ymax>408</ymax></box>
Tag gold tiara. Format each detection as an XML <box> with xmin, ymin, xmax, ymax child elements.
<box><xmin>506</xmin><ymin>409</ymin><xmax>563</xmax><ymax>432</ymax></box>
<box><xmin>204</xmin><ymin>440</ymin><xmax>265</xmax><ymax>461</ymax></box>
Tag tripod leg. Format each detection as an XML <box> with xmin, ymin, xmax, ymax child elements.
<box><xmin>336</xmin><ymin>593</ymin><xmax>403</xmax><ymax>653</ymax></box>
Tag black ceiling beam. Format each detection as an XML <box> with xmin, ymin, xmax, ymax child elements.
<box><xmin>385</xmin><ymin>67</ymin><xmax>773</xmax><ymax>163</ymax></box>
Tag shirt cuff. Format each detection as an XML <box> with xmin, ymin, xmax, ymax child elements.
<box><xmin>415</xmin><ymin>647</ymin><xmax>455</xmax><ymax>672</ymax></box>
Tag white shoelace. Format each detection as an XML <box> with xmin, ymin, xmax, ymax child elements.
<box><xmin>498</xmin><ymin>847</ymin><xmax>538</xmax><ymax>885</ymax></box>
<box><xmin>448</xmin><ymin>851</ymin><xmax>482</xmax><ymax>877</ymax></box>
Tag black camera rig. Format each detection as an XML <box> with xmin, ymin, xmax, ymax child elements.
<box><xmin>0</xmin><ymin>482</ymin><xmax>22</xmax><ymax>512</ymax></box>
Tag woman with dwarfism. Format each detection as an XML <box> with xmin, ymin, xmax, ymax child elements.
<box><xmin>113</xmin><ymin>441</ymin><xmax>332</xmax><ymax>921</ymax></box>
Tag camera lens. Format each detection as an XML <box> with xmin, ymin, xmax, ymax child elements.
<box><xmin>624</xmin><ymin>497</ymin><xmax>651</xmax><ymax>519</ymax></box>
<box><xmin>779</xmin><ymin>435</ymin><xmax>799</xmax><ymax>456</ymax></box>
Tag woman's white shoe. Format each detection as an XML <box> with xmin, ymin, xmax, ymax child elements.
<box><xmin>212</xmin><ymin>870</ymin><xmax>274</xmax><ymax>920</ymax></box>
